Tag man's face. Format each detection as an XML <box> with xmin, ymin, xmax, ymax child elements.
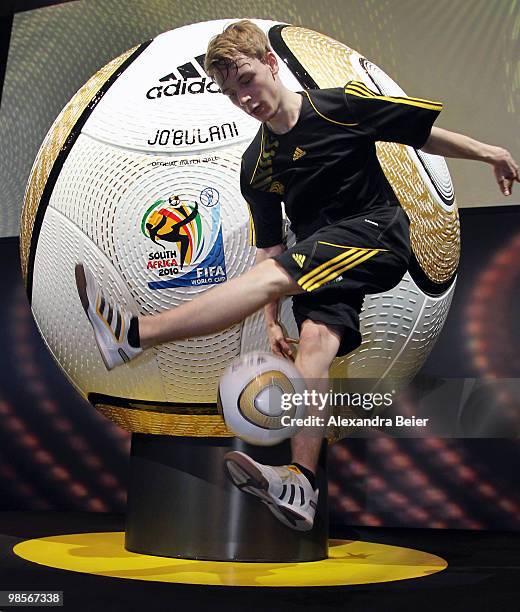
<box><xmin>215</xmin><ymin>53</ymin><xmax>280</xmax><ymax>122</ymax></box>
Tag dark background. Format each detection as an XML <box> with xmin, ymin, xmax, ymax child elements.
<box><xmin>0</xmin><ymin>0</ymin><xmax>519</xmax><ymax>531</ymax></box>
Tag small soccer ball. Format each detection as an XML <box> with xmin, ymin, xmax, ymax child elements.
<box><xmin>217</xmin><ymin>352</ymin><xmax>307</xmax><ymax>446</ymax></box>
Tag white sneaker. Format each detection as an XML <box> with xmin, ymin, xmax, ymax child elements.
<box><xmin>224</xmin><ymin>451</ymin><xmax>318</xmax><ymax>531</ymax></box>
<box><xmin>75</xmin><ymin>263</ymin><xmax>142</xmax><ymax>370</ymax></box>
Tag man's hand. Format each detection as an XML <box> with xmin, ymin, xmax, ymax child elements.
<box><xmin>267</xmin><ymin>321</ymin><xmax>298</xmax><ymax>361</ymax></box>
<box><xmin>489</xmin><ymin>147</ymin><xmax>519</xmax><ymax>196</ymax></box>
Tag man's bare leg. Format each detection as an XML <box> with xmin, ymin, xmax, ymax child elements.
<box><xmin>222</xmin><ymin>318</ymin><xmax>341</xmax><ymax>531</ymax></box>
<box><xmin>291</xmin><ymin>319</ymin><xmax>342</xmax><ymax>474</ymax></box>
<box><xmin>139</xmin><ymin>259</ymin><xmax>300</xmax><ymax>348</ymax></box>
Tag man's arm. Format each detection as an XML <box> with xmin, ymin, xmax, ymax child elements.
<box><xmin>256</xmin><ymin>244</ymin><xmax>295</xmax><ymax>359</ymax></box>
<box><xmin>421</xmin><ymin>127</ymin><xmax>519</xmax><ymax>196</ymax></box>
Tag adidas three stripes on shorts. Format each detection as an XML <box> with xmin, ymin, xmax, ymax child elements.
<box><xmin>274</xmin><ymin>205</ymin><xmax>411</xmax><ymax>357</ymax></box>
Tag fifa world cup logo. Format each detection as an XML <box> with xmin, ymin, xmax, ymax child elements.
<box><xmin>143</xmin><ymin>195</ymin><xmax>200</xmax><ymax>269</ymax></box>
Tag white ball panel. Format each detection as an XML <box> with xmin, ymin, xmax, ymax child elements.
<box><xmin>83</xmin><ymin>35</ymin><xmax>254</xmax><ymax>152</ymax></box>
<box><xmin>241</xmin><ymin>310</ymin><xmax>270</xmax><ymax>355</ymax></box>
<box><xmin>384</xmin><ymin>279</ymin><xmax>456</xmax><ymax>378</ymax></box>
<box><xmin>360</xmin><ymin>58</ymin><xmax>409</xmax><ymax>97</ymax></box>
<box><xmin>44</xmin><ymin>136</ymin><xmax>261</xmax><ymax>404</ymax></box>
<box><xmin>32</xmin><ymin>208</ymin><xmax>166</xmax><ymax>400</ymax></box>
<box><xmin>49</xmin><ymin>136</ymin><xmax>255</xmax><ymax>300</ymax></box>
<box><xmin>334</xmin><ymin>272</ymin><xmax>456</xmax><ymax>379</ymax></box>
<box><xmin>155</xmin><ymin>328</ymin><xmax>242</xmax><ymax>403</ymax></box>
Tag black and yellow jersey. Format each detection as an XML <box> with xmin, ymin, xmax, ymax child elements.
<box><xmin>240</xmin><ymin>80</ymin><xmax>442</xmax><ymax>248</ymax></box>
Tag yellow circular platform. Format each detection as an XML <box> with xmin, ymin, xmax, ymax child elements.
<box><xmin>14</xmin><ymin>532</ymin><xmax>447</xmax><ymax>587</ymax></box>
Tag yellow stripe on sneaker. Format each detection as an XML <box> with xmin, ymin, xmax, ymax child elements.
<box><xmin>288</xmin><ymin>465</ymin><xmax>302</xmax><ymax>475</ymax></box>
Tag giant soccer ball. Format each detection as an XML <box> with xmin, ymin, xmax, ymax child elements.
<box><xmin>20</xmin><ymin>20</ymin><xmax>459</xmax><ymax>439</ymax></box>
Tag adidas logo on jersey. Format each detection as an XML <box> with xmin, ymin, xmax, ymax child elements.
<box><xmin>146</xmin><ymin>54</ymin><xmax>221</xmax><ymax>99</ymax></box>
<box><xmin>293</xmin><ymin>147</ymin><xmax>306</xmax><ymax>161</ymax></box>
<box><xmin>292</xmin><ymin>253</ymin><xmax>306</xmax><ymax>268</ymax></box>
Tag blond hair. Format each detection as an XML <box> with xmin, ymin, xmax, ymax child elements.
<box><xmin>204</xmin><ymin>20</ymin><xmax>271</xmax><ymax>82</ymax></box>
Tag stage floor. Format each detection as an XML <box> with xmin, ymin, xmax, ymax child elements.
<box><xmin>0</xmin><ymin>511</ymin><xmax>518</xmax><ymax>611</ymax></box>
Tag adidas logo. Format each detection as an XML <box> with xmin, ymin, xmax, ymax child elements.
<box><xmin>292</xmin><ymin>253</ymin><xmax>306</xmax><ymax>268</ymax></box>
<box><xmin>146</xmin><ymin>54</ymin><xmax>221</xmax><ymax>99</ymax></box>
<box><xmin>161</xmin><ymin>55</ymin><xmax>206</xmax><ymax>80</ymax></box>
<box><xmin>293</xmin><ymin>147</ymin><xmax>306</xmax><ymax>161</ymax></box>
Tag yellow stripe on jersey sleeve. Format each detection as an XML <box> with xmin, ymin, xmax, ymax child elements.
<box><xmin>345</xmin><ymin>81</ymin><xmax>443</xmax><ymax>112</ymax></box>
<box><xmin>345</xmin><ymin>82</ymin><xmax>373</xmax><ymax>97</ymax></box>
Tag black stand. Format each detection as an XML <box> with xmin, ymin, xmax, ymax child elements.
<box><xmin>125</xmin><ymin>434</ymin><xmax>328</xmax><ymax>562</ymax></box>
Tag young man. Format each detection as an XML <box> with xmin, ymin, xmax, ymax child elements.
<box><xmin>76</xmin><ymin>20</ymin><xmax>518</xmax><ymax>531</ymax></box>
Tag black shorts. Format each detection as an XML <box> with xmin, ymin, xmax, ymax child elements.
<box><xmin>274</xmin><ymin>206</ymin><xmax>411</xmax><ymax>357</ymax></box>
